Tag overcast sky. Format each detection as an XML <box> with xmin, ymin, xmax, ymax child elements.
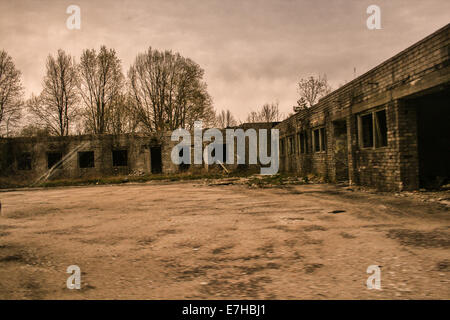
<box><xmin>1</xmin><ymin>0</ymin><xmax>449</xmax><ymax>120</ymax></box>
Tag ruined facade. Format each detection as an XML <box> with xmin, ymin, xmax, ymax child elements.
<box><xmin>277</xmin><ymin>24</ymin><xmax>450</xmax><ymax>191</ymax></box>
<box><xmin>0</xmin><ymin>133</ymin><xmax>181</xmax><ymax>184</ymax></box>
<box><xmin>0</xmin><ymin>123</ymin><xmax>278</xmax><ymax>185</ymax></box>
<box><xmin>0</xmin><ymin>25</ymin><xmax>448</xmax><ymax>191</ymax></box>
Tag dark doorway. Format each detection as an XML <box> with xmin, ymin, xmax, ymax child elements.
<box><xmin>17</xmin><ymin>152</ymin><xmax>32</xmax><ymax>170</ymax></box>
<box><xmin>150</xmin><ymin>146</ymin><xmax>162</xmax><ymax>174</ymax></box>
<box><xmin>416</xmin><ymin>90</ymin><xmax>450</xmax><ymax>188</ymax></box>
<box><xmin>178</xmin><ymin>147</ymin><xmax>190</xmax><ymax>172</ymax></box>
<box><xmin>333</xmin><ymin>120</ymin><xmax>348</xmax><ymax>181</ymax></box>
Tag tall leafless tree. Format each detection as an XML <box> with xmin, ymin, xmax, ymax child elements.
<box><xmin>3</xmin><ymin>106</ymin><xmax>22</xmax><ymax>137</ymax></box>
<box><xmin>259</xmin><ymin>102</ymin><xmax>282</xmax><ymax>122</ymax></box>
<box><xmin>246</xmin><ymin>102</ymin><xmax>283</xmax><ymax>123</ymax></box>
<box><xmin>107</xmin><ymin>93</ymin><xmax>141</xmax><ymax>135</ymax></box>
<box><xmin>18</xmin><ymin>122</ymin><xmax>51</xmax><ymax>137</ymax></box>
<box><xmin>297</xmin><ymin>74</ymin><xmax>332</xmax><ymax>108</ymax></box>
<box><xmin>128</xmin><ymin>47</ymin><xmax>214</xmax><ymax>132</ymax></box>
<box><xmin>0</xmin><ymin>50</ymin><xmax>23</xmax><ymax>136</ymax></box>
<box><xmin>29</xmin><ymin>50</ymin><xmax>78</xmax><ymax>136</ymax></box>
<box><xmin>79</xmin><ymin>46</ymin><xmax>124</xmax><ymax>134</ymax></box>
<box><xmin>246</xmin><ymin>111</ymin><xmax>259</xmax><ymax>123</ymax></box>
<box><xmin>216</xmin><ymin>109</ymin><xmax>237</xmax><ymax>128</ymax></box>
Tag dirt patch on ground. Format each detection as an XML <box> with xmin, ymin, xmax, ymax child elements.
<box><xmin>339</xmin><ymin>232</ymin><xmax>357</xmax><ymax>239</ymax></box>
<box><xmin>436</xmin><ymin>260</ymin><xmax>450</xmax><ymax>272</ymax></box>
<box><xmin>0</xmin><ymin>181</ymin><xmax>449</xmax><ymax>299</ymax></box>
<box><xmin>303</xmin><ymin>225</ymin><xmax>327</xmax><ymax>232</ymax></box>
<box><xmin>387</xmin><ymin>229</ymin><xmax>450</xmax><ymax>248</ymax></box>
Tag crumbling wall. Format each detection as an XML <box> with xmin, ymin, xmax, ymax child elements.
<box><xmin>0</xmin><ymin>124</ymin><xmax>277</xmax><ymax>186</ymax></box>
<box><xmin>277</xmin><ymin>23</ymin><xmax>450</xmax><ymax>190</ymax></box>
<box><xmin>0</xmin><ymin>134</ymin><xmax>167</xmax><ymax>185</ymax></box>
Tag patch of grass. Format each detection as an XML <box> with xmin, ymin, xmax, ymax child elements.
<box><xmin>0</xmin><ymin>178</ymin><xmax>28</xmax><ymax>189</ymax></box>
<box><xmin>0</xmin><ymin>172</ymin><xmax>253</xmax><ymax>190</ymax></box>
<box><xmin>245</xmin><ymin>174</ymin><xmax>316</xmax><ymax>188</ymax></box>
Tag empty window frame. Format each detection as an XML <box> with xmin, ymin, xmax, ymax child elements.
<box><xmin>280</xmin><ymin>138</ymin><xmax>286</xmax><ymax>156</ymax></box>
<box><xmin>375</xmin><ymin>110</ymin><xmax>388</xmax><ymax>147</ymax></box>
<box><xmin>360</xmin><ymin>113</ymin><xmax>374</xmax><ymax>148</ymax></box>
<box><xmin>298</xmin><ymin>131</ymin><xmax>308</xmax><ymax>154</ymax></box>
<box><xmin>112</xmin><ymin>150</ymin><xmax>128</xmax><ymax>167</ymax></box>
<box><xmin>312</xmin><ymin>127</ymin><xmax>326</xmax><ymax>152</ymax></box>
<box><xmin>358</xmin><ymin>109</ymin><xmax>388</xmax><ymax>148</ymax></box>
<box><xmin>221</xmin><ymin>144</ymin><xmax>227</xmax><ymax>162</ymax></box>
<box><xmin>313</xmin><ymin>129</ymin><xmax>320</xmax><ymax>152</ymax></box>
<box><xmin>47</xmin><ymin>152</ymin><xmax>63</xmax><ymax>169</ymax></box>
<box><xmin>78</xmin><ymin>151</ymin><xmax>95</xmax><ymax>168</ymax></box>
<box><xmin>288</xmin><ymin>136</ymin><xmax>295</xmax><ymax>155</ymax></box>
<box><xmin>17</xmin><ymin>152</ymin><xmax>32</xmax><ymax>170</ymax></box>
<box><xmin>320</xmin><ymin>128</ymin><xmax>326</xmax><ymax>151</ymax></box>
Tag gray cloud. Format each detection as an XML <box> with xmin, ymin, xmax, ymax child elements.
<box><xmin>1</xmin><ymin>0</ymin><xmax>449</xmax><ymax>120</ymax></box>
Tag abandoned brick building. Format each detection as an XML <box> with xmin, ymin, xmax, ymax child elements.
<box><xmin>0</xmin><ymin>24</ymin><xmax>448</xmax><ymax>191</ymax></box>
<box><xmin>0</xmin><ymin>123</ymin><xmax>277</xmax><ymax>185</ymax></box>
<box><xmin>0</xmin><ymin>133</ymin><xmax>180</xmax><ymax>184</ymax></box>
<box><xmin>277</xmin><ymin>23</ymin><xmax>449</xmax><ymax>191</ymax></box>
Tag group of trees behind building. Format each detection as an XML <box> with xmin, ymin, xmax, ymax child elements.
<box><xmin>0</xmin><ymin>47</ymin><xmax>217</xmax><ymax>137</ymax></box>
<box><xmin>243</xmin><ymin>75</ymin><xmax>332</xmax><ymax>123</ymax></box>
<box><xmin>0</xmin><ymin>46</ymin><xmax>332</xmax><ymax>137</ymax></box>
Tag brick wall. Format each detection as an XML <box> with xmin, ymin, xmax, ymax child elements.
<box><xmin>277</xmin><ymin>23</ymin><xmax>450</xmax><ymax>191</ymax></box>
<box><xmin>0</xmin><ymin>134</ymin><xmax>177</xmax><ymax>184</ymax></box>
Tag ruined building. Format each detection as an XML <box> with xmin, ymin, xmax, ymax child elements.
<box><xmin>277</xmin><ymin>23</ymin><xmax>449</xmax><ymax>191</ymax></box>
<box><xmin>0</xmin><ymin>133</ymin><xmax>177</xmax><ymax>184</ymax></box>
<box><xmin>0</xmin><ymin>24</ymin><xmax>449</xmax><ymax>191</ymax></box>
<box><xmin>0</xmin><ymin>123</ymin><xmax>278</xmax><ymax>186</ymax></box>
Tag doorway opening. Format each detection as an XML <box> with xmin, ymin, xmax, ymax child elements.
<box><xmin>150</xmin><ymin>146</ymin><xmax>162</xmax><ymax>174</ymax></box>
<box><xmin>415</xmin><ymin>90</ymin><xmax>450</xmax><ymax>189</ymax></box>
<box><xmin>178</xmin><ymin>147</ymin><xmax>190</xmax><ymax>172</ymax></box>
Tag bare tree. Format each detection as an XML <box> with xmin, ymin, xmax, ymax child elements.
<box><xmin>297</xmin><ymin>74</ymin><xmax>332</xmax><ymax>108</ymax></box>
<box><xmin>107</xmin><ymin>93</ymin><xmax>141</xmax><ymax>135</ymax></box>
<box><xmin>19</xmin><ymin>123</ymin><xmax>51</xmax><ymax>137</ymax></box>
<box><xmin>2</xmin><ymin>105</ymin><xmax>22</xmax><ymax>137</ymax></box>
<box><xmin>245</xmin><ymin>102</ymin><xmax>283</xmax><ymax>123</ymax></box>
<box><xmin>0</xmin><ymin>50</ymin><xmax>23</xmax><ymax>136</ymax></box>
<box><xmin>246</xmin><ymin>111</ymin><xmax>259</xmax><ymax>123</ymax></box>
<box><xmin>29</xmin><ymin>50</ymin><xmax>79</xmax><ymax>136</ymax></box>
<box><xmin>79</xmin><ymin>46</ymin><xmax>124</xmax><ymax>134</ymax></box>
<box><xmin>216</xmin><ymin>109</ymin><xmax>237</xmax><ymax>128</ymax></box>
<box><xmin>259</xmin><ymin>102</ymin><xmax>282</xmax><ymax>122</ymax></box>
<box><xmin>183</xmin><ymin>83</ymin><xmax>216</xmax><ymax>129</ymax></box>
<box><xmin>128</xmin><ymin>47</ymin><xmax>214</xmax><ymax>132</ymax></box>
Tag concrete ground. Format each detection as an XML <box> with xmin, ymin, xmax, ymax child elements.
<box><xmin>0</xmin><ymin>181</ymin><xmax>449</xmax><ymax>299</ymax></box>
